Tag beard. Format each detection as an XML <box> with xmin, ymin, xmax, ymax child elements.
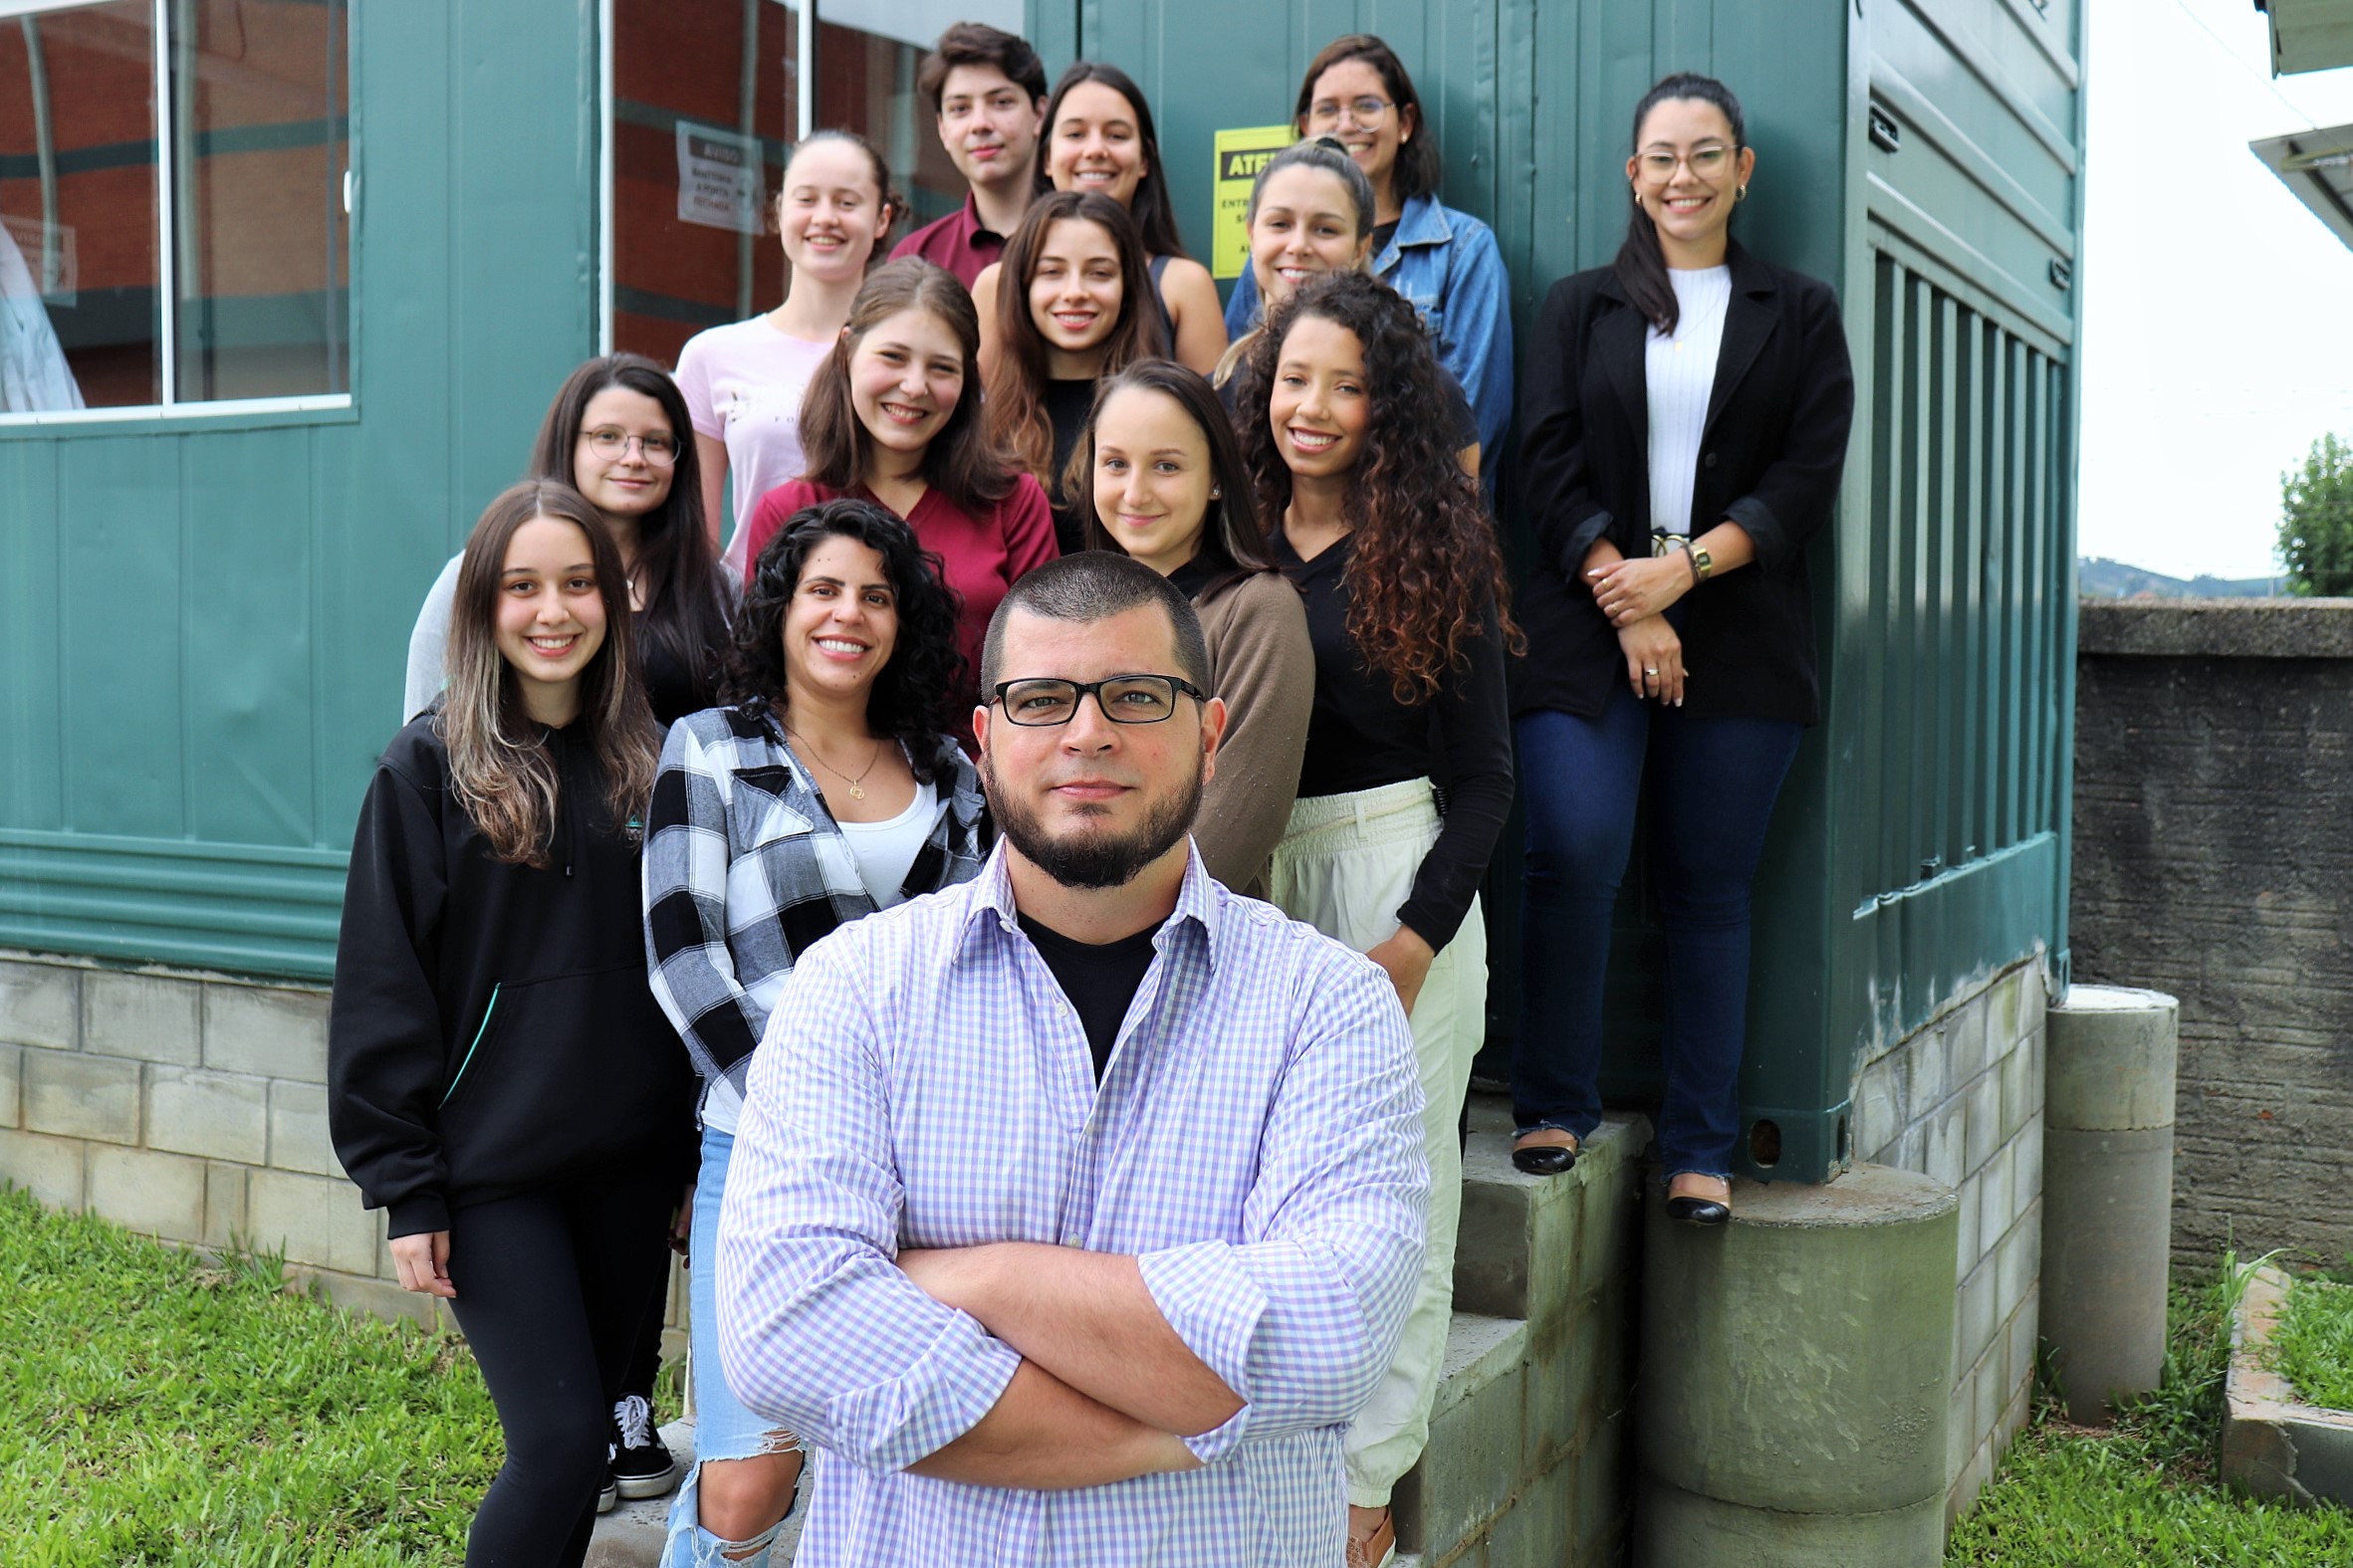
<box><xmin>985</xmin><ymin>754</ymin><xmax>1204</xmax><ymax>891</ymax></box>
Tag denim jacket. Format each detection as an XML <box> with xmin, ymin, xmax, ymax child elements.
<box><xmin>1225</xmin><ymin>190</ymin><xmax>1515</xmax><ymax>455</ymax></box>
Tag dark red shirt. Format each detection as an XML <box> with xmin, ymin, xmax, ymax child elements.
<box><xmin>887</xmin><ymin>194</ymin><xmax>1008</xmax><ymax>290</ymax></box>
<box><xmin>742</xmin><ymin>475</ymin><xmax>1059</xmax><ymax>714</ymax></box>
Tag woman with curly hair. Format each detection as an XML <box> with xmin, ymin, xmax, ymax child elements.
<box><xmin>1233</xmin><ymin>269</ymin><xmax>1517</xmax><ymax>1568</ymax></box>
<box><xmin>642</xmin><ymin>497</ymin><xmax>986</xmax><ymax>1566</ymax></box>
<box><xmin>979</xmin><ymin>190</ymin><xmax>1163</xmax><ymax>553</ymax></box>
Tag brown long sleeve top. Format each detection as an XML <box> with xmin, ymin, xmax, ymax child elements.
<box><xmin>1182</xmin><ymin>565</ymin><xmax>1314</xmax><ymax>898</ymax></box>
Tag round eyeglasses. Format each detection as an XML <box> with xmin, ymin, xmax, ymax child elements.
<box><xmin>580</xmin><ymin>427</ymin><xmax>680</xmax><ymax>466</ymax></box>
<box><xmin>1306</xmin><ymin>96</ymin><xmax>1396</xmax><ymax>129</ymax></box>
<box><xmin>991</xmin><ymin>674</ymin><xmax>1207</xmax><ymax>727</ymax></box>
<box><xmin>1637</xmin><ymin>145</ymin><xmax>1735</xmax><ymax>181</ymax></box>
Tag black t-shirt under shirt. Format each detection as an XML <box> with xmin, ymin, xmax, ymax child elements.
<box><xmin>1017</xmin><ymin>912</ymin><xmax>1163</xmax><ymax>1081</ymax></box>
<box><xmin>1368</xmin><ymin>218</ymin><xmax>1400</xmax><ymax>260</ymax></box>
<box><xmin>1045</xmin><ymin>378</ymin><xmax>1098</xmax><ymax>555</ymax></box>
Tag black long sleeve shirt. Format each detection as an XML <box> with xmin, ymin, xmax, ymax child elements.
<box><xmin>1272</xmin><ymin>530</ymin><xmax>1514</xmax><ymax>950</ymax></box>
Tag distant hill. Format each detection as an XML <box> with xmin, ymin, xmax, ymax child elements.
<box><xmin>2078</xmin><ymin>558</ymin><xmax>2281</xmax><ymax>599</ymax></box>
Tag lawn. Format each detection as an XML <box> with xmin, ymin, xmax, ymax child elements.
<box><xmin>4</xmin><ymin>1184</ymin><xmax>502</xmax><ymax>1565</ymax></box>
<box><xmin>1949</xmin><ymin>1255</ymin><xmax>2353</xmax><ymax>1565</ymax></box>
<box><xmin>2269</xmin><ymin>1272</ymin><xmax>2353</xmax><ymax>1413</ymax></box>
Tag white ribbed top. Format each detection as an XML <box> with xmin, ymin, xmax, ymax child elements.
<box><xmin>1645</xmin><ymin>265</ymin><xmax>1733</xmax><ymax>538</ymax></box>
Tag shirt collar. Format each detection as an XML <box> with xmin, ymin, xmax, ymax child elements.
<box><xmin>962</xmin><ymin>837</ymin><xmax>1224</xmax><ymax>968</ymax></box>
<box><xmin>960</xmin><ymin>191</ymin><xmax>1004</xmax><ymax>244</ymax></box>
<box><xmin>1388</xmin><ymin>190</ymin><xmax>1453</xmax><ymax>252</ymax></box>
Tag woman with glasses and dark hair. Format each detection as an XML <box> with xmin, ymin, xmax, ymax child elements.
<box><xmin>1223</xmin><ymin>35</ymin><xmax>1514</xmax><ymax>457</ymax></box>
<box><xmin>405</xmin><ymin>354</ymin><xmax>733</xmax><ymax>729</ymax></box>
<box><xmin>1508</xmin><ymin>74</ymin><xmax>1854</xmax><ymax>1228</ymax></box>
<box><xmin>1233</xmin><ymin>271</ymin><xmax>1518</xmax><ymax>1568</ymax></box>
<box><xmin>643</xmin><ymin>497</ymin><xmax>985</xmax><ymax>1567</ymax></box>
<box><xmin>1077</xmin><ymin>358</ymin><xmax>1311</xmax><ymax>895</ymax></box>
<box><xmin>971</xmin><ymin>62</ymin><xmax>1227</xmax><ymax>376</ymax></box>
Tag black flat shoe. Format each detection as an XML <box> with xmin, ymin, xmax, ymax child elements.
<box><xmin>1665</xmin><ymin>1194</ymin><xmax>1731</xmax><ymax>1226</ymax></box>
<box><xmin>1511</xmin><ymin>1132</ymin><xmax>1579</xmax><ymax>1175</ymax></box>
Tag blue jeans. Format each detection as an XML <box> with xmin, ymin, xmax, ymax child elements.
<box><xmin>1511</xmin><ymin>685</ymin><xmax>1800</xmax><ymax>1178</ymax></box>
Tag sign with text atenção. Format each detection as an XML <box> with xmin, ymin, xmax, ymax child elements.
<box><xmin>1212</xmin><ymin>125</ymin><xmax>1297</xmax><ymax>281</ymax></box>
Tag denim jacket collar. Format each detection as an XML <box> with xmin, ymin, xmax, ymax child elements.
<box><xmin>1373</xmin><ymin>191</ymin><xmax>1454</xmax><ymax>274</ymax></box>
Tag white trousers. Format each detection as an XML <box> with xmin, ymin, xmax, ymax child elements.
<box><xmin>1267</xmin><ymin>778</ymin><xmax>1487</xmax><ymax>1508</ymax></box>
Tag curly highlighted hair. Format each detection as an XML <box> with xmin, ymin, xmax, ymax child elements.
<box><xmin>1233</xmin><ymin>271</ymin><xmax>1520</xmax><ymax>702</ymax></box>
<box><xmin>722</xmin><ymin>497</ymin><xmax>968</xmax><ymax>780</ymax></box>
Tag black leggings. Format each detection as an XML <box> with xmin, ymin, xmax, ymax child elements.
<box><xmin>446</xmin><ymin>1169</ymin><xmax>677</xmax><ymax>1568</ymax></box>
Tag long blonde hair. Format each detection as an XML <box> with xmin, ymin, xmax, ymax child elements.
<box><xmin>440</xmin><ymin>481</ymin><xmax>659</xmax><ymax>865</ymax></box>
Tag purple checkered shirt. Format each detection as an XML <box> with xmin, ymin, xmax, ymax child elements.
<box><xmin>715</xmin><ymin>841</ymin><xmax>1429</xmax><ymax>1566</ymax></box>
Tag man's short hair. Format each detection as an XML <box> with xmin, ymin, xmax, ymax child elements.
<box><xmin>981</xmin><ymin>553</ymin><xmax>1212</xmax><ymax>697</ymax></box>
<box><xmin>917</xmin><ymin>23</ymin><xmax>1049</xmax><ymax>115</ymax></box>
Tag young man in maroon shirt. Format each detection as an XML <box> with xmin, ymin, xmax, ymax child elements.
<box><xmin>890</xmin><ymin>23</ymin><xmax>1050</xmax><ymax>289</ymax></box>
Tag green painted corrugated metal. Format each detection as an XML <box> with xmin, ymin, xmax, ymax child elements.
<box><xmin>1</xmin><ymin>0</ymin><xmax>2081</xmax><ymax>1187</ymax></box>
<box><xmin>0</xmin><ymin>0</ymin><xmax>602</xmax><ymax>979</ymax></box>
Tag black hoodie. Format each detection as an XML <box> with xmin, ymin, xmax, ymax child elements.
<box><xmin>329</xmin><ymin>714</ymin><xmax>696</xmax><ymax>1237</ymax></box>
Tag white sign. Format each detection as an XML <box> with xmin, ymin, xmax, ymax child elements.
<box><xmin>676</xmin><ymin>122</ymin><xmax>766</xmax><ymax>235</ymax></box>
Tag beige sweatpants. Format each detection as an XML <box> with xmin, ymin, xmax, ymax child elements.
<box><xmin>1266</xmin><ymin>778</ymin><xmax>1488</xmax><ymax>1508</ymax></box>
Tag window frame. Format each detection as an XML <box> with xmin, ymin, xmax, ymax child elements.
<box><xmin>0</xmin><ymin>0</ymin><xmax>357</xmax><ymax>432</ymax></box>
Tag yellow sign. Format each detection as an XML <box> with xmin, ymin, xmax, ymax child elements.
<box><xmin>1212</xmin><ymin>124</ymin><xmax>1297</xmax><ymax>281</ymax></box>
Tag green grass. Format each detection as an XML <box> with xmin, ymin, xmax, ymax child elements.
<box><xmin>2269</xmin><ymin>1274</ymin><xmax>2353</xmax><ymax>1413</ymax></box>
<box><xmin>1949</xmin><ymin>1253</ymin><xmax>2353</xmax><ymax>1565</ymax></box>
<box><xmin>1</xmin><ymin>1183</ymin><xmax>503</xmax><ymax>1565</ymax></box>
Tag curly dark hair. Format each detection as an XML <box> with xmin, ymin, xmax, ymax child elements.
<box><xmin>1233</xmin><ymin>271</ymin><xmax>1521</xmax><ymax>702</ymax></box>
<box><xmin>721</xmin><ymin>497</ymin><xmax>968</xmax><ymax>782</ymax></box>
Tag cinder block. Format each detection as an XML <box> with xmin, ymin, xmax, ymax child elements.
<box><xmin>2000</xmin><ymin>1037</ymin><xmax>2035</xmax><ymax>1143</ymax></box>
<box><xmin>22</xmin><ymin>1050</ymin><xmax>139</xmax><ymax>1144</ymax></box>
<box><xmin>0</xmin><ymin>1043</ymin><xmax>18</xmax><ymax>1127</ymax></box>
<box><xmin>314</xmin><ymin>1267</ymin><xmax>448</xmax><ymax>1331</ymax></box>
<box><xmin>266</xmin><ymin>1079</ymin><xmax>341</xmax><ymax>1176</ymax></box>
<box><xmin>203</xmin><ymin>1160</ymin><xmax>249</xmax><ymax>1249</ymax></box>
<box><xmin>1947</xmin><ymin>1359</ymin><xmax>1978</xmax><ymax>1477</ymax></box>
<box><xmin>1909</xmin><ymin>1020</ymin><xmax>1950</xmax><ymax>1110</ymax></box>
<box><xmin>1973</xmin><ymin>1326</ymin><xmax>2005</xmax><ymax>1441</ymax></box>
<box><xmin>1571</xmin><ymin>1408</ymin><xmax>1630</xmax><ymax>1566</ymax></box>
<box><xmin>1998</xmin><ymin>1202</ymin><xmax>2039</xmax><ymax>1320</ymax></box>
<box><xmin>1950</xmin><ymin>995</ymin><xmax>1993</xmax><ymax>1086</ymax></box>
<box><xmin>1403</xmin><ymin>1313</ymin><xmax>1528</xmax><ymax>1557</ymax></box>
<box><xmin>86</xmin><ymin>1144</ymin><xmax>207</xmax><ymax>1242</ymax></box>
<box><xmin>1955</xmin><ymin>1259</ymin><xmax>1996</xmax><ymax>1383</ymax></box>
<box><xmin>2006</xmin><ymin>1283</ymin><xmax>2041</xmax><ymax>1412</ymax></box>
<box><xmin>1925</xmin><ymin>1095</ymin><xmax>1966</xmax><ymax>1189</ymax></box>
<box><xmin>0</xmin><ymin>1126</ymin><xmax>84</xmax><ymax>1210</ymax></box>
<box><xmin>2023</xmin><ymin>1027</ymin><xmax>2046</xmax><ymax>1121</ymax></box>
<box><xmin>1854</xmin><ymin>1053</ymin><xmax>1905</xmax><ymax>1158</ymax></box>
<box><xmin>203</xmin><ymin>983</ymin><xmax>330</xmax><ymax>1083</ymax></box>
<box><xmin>2016</xmin><ymin>1114</ymin><xmax>2045</xmax><ymax>1209</ymax></box>
<box><xmin>1964</xmin><ymin>1069</ymin><xmax>2002</xmax><ymax>1175</ymax></box>
<box><xmin>1948</xmin><ymin>1435</ymin><xmax>1996</xmax><ymax>1522</ymax></box>
<box><xmin>0</xmin><ymin>959</ymin><xmax>79</xmax><ymax>1050</ymax></box>
<box><xmin>82</xmin><ymin>971</ymin><xmax>203</xmax><ymax>1066</ymax></box>
<box><xmin>1979</xmin><ymin>1142</ymin><xmax>2015</xmax><ymax>1261</ymax></box>
<box><xmin>144</xmin><ymin>1067</ymin><xmax>269</xmax><ymax>1164</ymax></box>
<box><xmin>1955</xmin><ymin>1171</ymin><xmax>1982</xmax><ymax>1277</ymax></box>
<box><xmin>246</xmin><ymin>1168</ymin><xmax>380</xmax><ymax>1276</ymax></box>
<box><xmin>1894</xmin><ymin>1119</ymin><xmax>1927</xmax><ymax>1173</ymax></box>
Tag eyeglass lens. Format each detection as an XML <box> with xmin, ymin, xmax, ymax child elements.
<box><xmin>1309</xmin><ymin>97</ymin><xmax>1390</xmax><ymax>125</ymax></box>
<box><xmin>583</xmin><ymin>428</ymin><xmax>679</xmax><ymax>464</ymax></box>
<box><xmin>1001</xmin><ymin>676</ymin><xmax>1186</xmax><ymax>726</ymax></box>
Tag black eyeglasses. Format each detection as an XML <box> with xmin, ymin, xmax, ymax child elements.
<box><xmin>991</xmin><ymin>674</ymin><xmax>1207</xmax><ymax>727</ymax></box>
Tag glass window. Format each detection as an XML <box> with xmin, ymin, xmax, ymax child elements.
<box><xmin>607</xmin><ymin>0</ymin><xmax>1023</xmax><ymax>365</ymax></box>
<box><xmin>0</xmin><ymin>0</ymin><xmax>348</xmax><ymax>414</ymax></box>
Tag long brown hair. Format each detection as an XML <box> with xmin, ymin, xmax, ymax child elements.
<box><xmin>1293</xmin><ymin>35</ymin><xmax>1442</xmax><ymax>204</ymax></box>
<box><xmin>529</xmin><ymin>354</ymin><xmax>727</xmax><ymax>715</ymax></box>
<box><xmin>1077</xmin><ymin>358</ymin><xmax>1273</xmax><ymax>606</ymax></box>
<box><xmin>441</xmin><ymin>481</ymin><xmax>660</xmax><ymax>866</ymax></box>
<box><xmin>985</xmin><ymin>191</ymin><xmax>1163</xmax><ymax>493</ymax></box>
<box><xmin>1616</xmin><ymin>74</ymin><xmax>1748</xmax><ymax>334</ymax></box>
<box><xmin>1036</xmin><ymin>63</ymin><xmax>1190</xmax><ymax>261</ymax></box>
<box><xmin>798</xmin><ymin>259</ymin><xmax>1016</xmax><ymax>514</ymax></box>
<box><xmin>1234</xmin><ymin>273</ymin><xmax>1521</xmax><ymax>701</ymax></box>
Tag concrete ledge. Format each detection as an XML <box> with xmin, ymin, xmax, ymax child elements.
<box><xmin>2077</xmin><ymin>596</ymin><xmax>2353</xmax><ymax>659</ymax></box>
<box><xmin>2223</xmin><ymin>1264</ymin><xmax>2353</xmax><ymax>1508</ymax></box>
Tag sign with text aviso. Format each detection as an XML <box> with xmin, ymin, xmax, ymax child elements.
<box><xmin>1212</xmin><ymin>124</ymin><xmax>1297</xmax><ymax>280</ymax></box>
<box><xmin>676</xmin><ymin>121</ymin><xmax>765</xmax><ymax>234</ymax></box>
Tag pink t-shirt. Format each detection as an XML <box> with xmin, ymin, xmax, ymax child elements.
<box><xmin>672</xmin><ymin>316</ymin><xmax>835</xmax><ymax>574</ymax></box>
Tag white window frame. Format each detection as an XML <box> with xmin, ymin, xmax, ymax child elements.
<box><xmin>597</xmin><ymin>0</ymin><xmax>814</xmax><ymax>352</ymax></box>
<box><xmin>0</xmin><ymin>0</ymin><xmax>354</xmax><ymax>427</ymax></box>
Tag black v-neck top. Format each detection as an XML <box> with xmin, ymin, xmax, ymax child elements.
<box><xmin>1018</xmin><ymin>912</ymin><xmax>1163</xmax><ymax>1081</ymax></box>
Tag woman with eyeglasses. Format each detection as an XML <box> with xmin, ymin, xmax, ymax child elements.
<box><xmin>1508</xmin><ymin>75</ymin><xmax>1854</xmax><ymax>1228</ymax></box>
<box><xmin>1234</xmin><ymin>270</ymin><xmax>1517</xmax><ymax>1568</ymax></box>
<box><xmin>405</xmin><ymin>355</ymin><xmax>733</xmax><ymax>731</ymax></box>
<box><xmin>1222</xmin><ymin>35</ymin><xmax>1514</xmax><ymax>459</ymax></box>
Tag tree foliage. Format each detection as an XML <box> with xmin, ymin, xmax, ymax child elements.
<box><xmin>2278</xmin><ymin>432</ymin><xmax>2353</xmax><ymax>596</ymax></box>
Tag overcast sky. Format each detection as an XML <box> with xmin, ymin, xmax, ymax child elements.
<box><xmin>2080</xmin><ymin>0</ymin><xmax>2353</xmax><ymax>578</ymax></box>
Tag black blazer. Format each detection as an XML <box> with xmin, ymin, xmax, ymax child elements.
<box><xmin>1511</xmin><ymin>242</ymin><xmax>1854</xmax><ymax>726</ymax></box>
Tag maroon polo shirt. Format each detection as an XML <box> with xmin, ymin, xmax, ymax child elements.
<box><xmin>888</xmin><ymin>193</ymin><xmax>1008</xmax><ymax>289</ymax></box>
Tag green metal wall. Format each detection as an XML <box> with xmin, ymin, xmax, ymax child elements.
<box><xmin>0</xmin><ymin>0</ymin><xmax>600</xmax><ymax>978</ymax></box>
<box><xmin>0</xmin><ymin>0</ymin><xmax>2082</xmax><ymax>1187</ymax></box>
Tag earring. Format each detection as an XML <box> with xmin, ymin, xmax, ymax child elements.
<box><xmin>1210</xmin><ymin>488</ymin><xmax>1222</xmax><ymax>499</ymax></box>
<box><xmin>1737</xmin><ymin>185</ymin><xmax>1749</xmax><ymax>201</ymax></box>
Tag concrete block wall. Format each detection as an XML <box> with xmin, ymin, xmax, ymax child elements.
<box><xmin>0</xmin><ymin>949</ymin><xmax>690</xmax><ymax>1348</ymax></box>
<box><xmin>1849</xmin><ymin>958</ymin><xmax>2048</xmax><ymax>1522</ymax></box>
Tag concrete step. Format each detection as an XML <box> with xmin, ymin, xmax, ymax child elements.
<box><xmin>1455</xmin><ymin>1095</ymin><xmax>1647</xmax><ymax>1336</ymax></box>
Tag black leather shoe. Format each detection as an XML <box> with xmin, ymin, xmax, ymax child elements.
<box><xmin>1665</xmin><ymin>1194</ymin><xmax>1731</xmax><ymax>1226</ymax></box>
<box><xmin>1511</xmin><ymin>1133</ymin><xmax>1579</xmax><ymax>1175</ymax></box>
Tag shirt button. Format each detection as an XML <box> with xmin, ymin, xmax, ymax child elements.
<box><xmin>1703</xmin><ymin>451</ymin><xmax>1719</xmax><ymax>468</ymax></box>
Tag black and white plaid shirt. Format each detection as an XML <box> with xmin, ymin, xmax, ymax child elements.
<box><xmin>643</xmin><ymin>704</ymin><xmax>986</xmax><ymax>1128</ymax></box>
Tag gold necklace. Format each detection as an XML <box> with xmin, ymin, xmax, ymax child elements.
<box><xmin>784</xmin><ymin>723</ymin><xmax>884</xmax><ymax>800</ymax></box>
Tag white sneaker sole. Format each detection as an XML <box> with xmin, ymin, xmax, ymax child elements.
<box><xmin>613</xmin><ymin>1457</ymin><xmax>683</xmax><ymax>1499</ymax></box>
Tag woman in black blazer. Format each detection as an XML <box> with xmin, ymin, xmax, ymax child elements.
<box><xmin>1509</xmin><ymin>74</ymin><xmax>1854</xmax><ymax>1223</ymax></box>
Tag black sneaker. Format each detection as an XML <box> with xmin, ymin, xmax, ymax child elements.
<box><xmin>596</xmin><ymin>1460</ymin><xmax>618</xmax><ymax>1515</ymax></box>
<box><xmin>610</xmin><ymin>1393</ymin><xmax>683</xmax><ymax>1499</ymax></box>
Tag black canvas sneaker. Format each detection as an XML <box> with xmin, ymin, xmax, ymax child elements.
<box><xmin>610</xmin><ymin>1393</ymin><xmax>683</xmax><ymax>1499</ymax></box>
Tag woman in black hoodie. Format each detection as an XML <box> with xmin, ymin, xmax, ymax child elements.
<box><xmin>331</xmin><ymin>480</ymin><xmax>698</xmax><ymax>1568</ymax></box>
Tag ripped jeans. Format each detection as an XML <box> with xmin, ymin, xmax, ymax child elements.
<box><xmin>660</xmin><ymin>1124</ymin><xmax>803</xmax><ymax>1567</ymax></box>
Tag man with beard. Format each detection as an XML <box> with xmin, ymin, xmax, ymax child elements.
<box><xmin>711</xmin><ymin>552</ymin><xmax>1430</xmax><ymax>1567</ymax></box>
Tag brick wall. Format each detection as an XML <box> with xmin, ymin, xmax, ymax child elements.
<box><xmin>2071</xmin><ymin>599</ymin><xmax>2353</xmax><ymax>1271</ymax></box>
<box><xmin>1850</xmin><ymin>959</ymin><xmax>2047</xmax><ymax>1520</ymax></box>
<box><xmin>0</xmin><ymin>949</ymin><xmax>687</xmax><ymax>1339</ymax></box>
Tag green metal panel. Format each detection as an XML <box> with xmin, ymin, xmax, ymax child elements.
<box><xmin>0</xmin><ymin>0</ymin><xmax>604</xmax><ymax>980</ymax></box>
